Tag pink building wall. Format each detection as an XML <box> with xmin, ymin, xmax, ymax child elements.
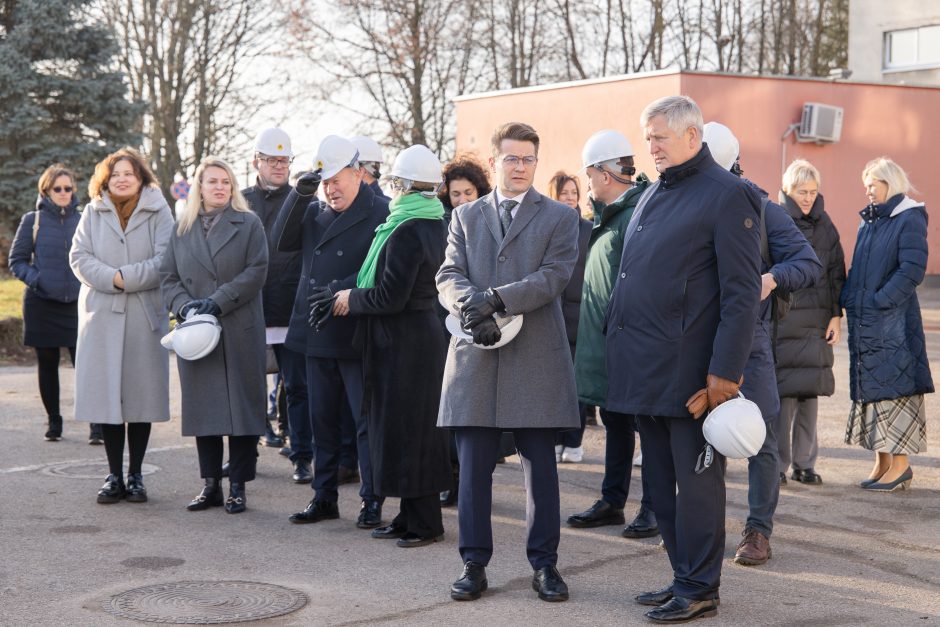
<box><xmin>454</xmin><ymin>70</ymin><xmax>940</xmax><ymax>272</ymax></box>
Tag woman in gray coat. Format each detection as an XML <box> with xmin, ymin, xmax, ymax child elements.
<box><xmin>161</xmin><ymin>157</ymin><xmax>268</xmax><ymax>514</ymax></box>
<box><xmin>70</xmin><ymin>149</ymin><xmax>174</xmax><ymax>505</ymax></box>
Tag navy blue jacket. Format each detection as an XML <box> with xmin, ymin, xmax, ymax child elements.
<box><xmin>841</xmin><ymin>194</ymin><xmax>933</xmax><ymax>402</ymax></box>
<box><xmin>242</xmin><ymin>181</ymin><xmax>302</xmax><ymax>327</ymax></box>
<box><xmin>272</xmin><ymin>182</ymin><xmax>389</xmax><ymax>359</ymax></box>
<box><xmin>9</xmin><ymin>196</ymin><xmax>81</xmax><ymax>303</ymax></box>
<box><xmin>740</xmin><ymin>181</ymin><xmax>821</xmax><ymax>423</ymax></box>
<box><xmin>369</xmin><ymin>179</ymin><xmax>390</xmax><ymax>201</ymax></box>
<box><xmin>605</xmin><ymin>146</ymin><xmax>762</xmax><ymax>418</ymax></box>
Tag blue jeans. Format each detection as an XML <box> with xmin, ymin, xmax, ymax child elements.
<box><xmin>745</xmin><ymin>416</ymin><xmax>780</xmax><ymax>538</ymax></box>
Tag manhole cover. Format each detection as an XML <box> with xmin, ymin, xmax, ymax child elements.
<box><xmin>104</xmin><ymin>581</ymin><xmax>307</xmax><ymax>624</ymax></box>
<box><xmin>42</xmin><ymin>461</ymin><xmax>159</xmax><ymax>479</ymax></box>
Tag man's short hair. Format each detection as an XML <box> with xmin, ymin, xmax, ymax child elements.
<box><xmin>640</xmin><ymin>96</ymin><xmax>704</xmax><ymax>138</ymax></box>
<box><xmin>491</xmin><ymin>122</ymin><xmax>540</xmax><ymax>155</ymax></box>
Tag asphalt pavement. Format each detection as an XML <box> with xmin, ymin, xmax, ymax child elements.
<box><xmin>1</xmin><ymin>291</ymin><xmax>939</xmax><ymax>625</ymax></box>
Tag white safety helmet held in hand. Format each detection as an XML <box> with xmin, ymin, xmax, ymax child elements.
<box><xmin>254</xmin><ymin>127</ymin><xmax>294</xmax><ymax>158</ymax></box>
<box><xmin>702</xmin><ymin>393</ymin><xmax>766</xmax><ymax>459</ymax></box>
<box><xmin>390</xmin><ymin>144</ymin><xmax>443</xmax><ymax>185</ymax></box>
<box><xmin>349</xmin><ymin>136</ymin><xmax>383</xmax><ymax>164</ymax></box>
<box><xmin>445</xmin><ymin>313</ymin><xmax>524</xmax><ymax>350</ymax></box>
<box><xmin>314</xmin><ymin>135</ymin><xmax>360</xmax><ymax>180</ymax></box>
<box><xmin>702</xmin><ymin>122</ymin><xmax>739</xmax><ymax>172</ymax></box>
<box><xmin>581</xmin><ymin>129</ymin><xmax>634</xmax><ymax>171</ymax></box>
<box><xmin>160</xmin><ymin>314</ymin><xmax>222</xmax><ymax>361</ymax></box>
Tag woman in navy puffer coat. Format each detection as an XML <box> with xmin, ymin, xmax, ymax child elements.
<box><xmin>8</xmin><ymin>164</ymin><xmax>99</xmax><ymax>443</ymax></box>
<box><xmin>842</xmin><ymin>157</ymin><xmax>933</xmax><ymax>492</ymax></box>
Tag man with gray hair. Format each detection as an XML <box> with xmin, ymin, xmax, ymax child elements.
<box><xmin>605</xmin><ymin>96</ymin><xmax>762</xmax><ymax>622</ymax></box>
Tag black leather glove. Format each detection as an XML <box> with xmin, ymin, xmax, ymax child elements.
<box><xmin>194</xmin><ymin>298</ymin><xmax>221</xmax><ymax>316</ymax></box>
<box><xmin>310</xmin><ymin>297</ymin><xmax>336</xmax><ymax>330</ymax></box>
<box><xmin>459</xmin><ymin>288</ymin><xmax>505</xmax><ymax>329</ymax></box>
<box><xmin>308</xmin><ymin>286</ymin><xmax>335</xmax><ymax>327</ymax></box>
<box><xmin>295</xmin><ymin>170</ymin><xmax>322</xmax><ymax>197</ymax></box>
<box><xmin>471</xmin><ymin>317</ymin><xmax>502</xmax><ymax>346</ymax></box>
<box><xmin>178</xmin><ymin>301</ymin><xmax>200</xmax><ymax>319</ymax></box>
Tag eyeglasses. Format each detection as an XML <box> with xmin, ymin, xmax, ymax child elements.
<box><xmin>259</xmin><ymin>156</ymin><xmax>293</xmax><ymax>167</ymax></box>
<box><xmin>52</xmin><ymin>186</ymin><xmax>73</xmax><ymax>193</ymax></box>
<box><xmin>501</xmin><ymin>155</ymin><xmax>538</xmax><ymax>167</ymax></box>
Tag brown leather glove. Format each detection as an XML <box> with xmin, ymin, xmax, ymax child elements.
<box><xmin>686</xmin><ymin>388</ymin><xmax>708</xmax><ymax>419</ymax></box>
<box><xmin>706</xmin><ymin>374</ymin><xmax>742</xmax><ymax>411</ymax></box>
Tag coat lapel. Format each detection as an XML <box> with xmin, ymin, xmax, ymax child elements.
<box><xmin>316</xmin><ymin>202</ymin><xmax>370</xmax><ymax>249</ymax></box>
<box><xmin>94</xmin><ymin>196</ymin><xmax>128</xmax><ymax>240</ymax></box>
<box><xmin>499</xmin><ymin>189</ymin><xmax>542</xmax><ymax>252</ymax></box>
<box><xmin>478</xmin><ymin>191</ymin><xmax>503</xmax><ymax>244</ymax></box>
<box><xmin>207</xmin><ymin>207</ymin><xmax>243</xmax><ymax>259</ymax></box>
<box><xmin>186</xmin><ymin>219</ymin><xmax>216</xmax><ymax>277</ymax></box>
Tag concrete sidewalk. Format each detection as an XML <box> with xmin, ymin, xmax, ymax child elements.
<box><xmin>1</xmin><ymin>315</ymin><xmax>939</xmax><ymax>624</ymax></box>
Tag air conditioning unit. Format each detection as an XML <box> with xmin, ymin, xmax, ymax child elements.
<box><xmin>797</xmin><ymin>103</ymin><xmax>843</xmax><ymax>143</ymax></box>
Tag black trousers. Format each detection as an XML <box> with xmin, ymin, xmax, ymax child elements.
<box><xmin>636</xmin><ymin>415</ymin><xmax>725</xmax><ymax>601</ymax></box>
<box><xmin>35</xmin><ymin>346</ymin><xmax>75</xmax><ymax>418</ymax></box>
<box><xmin>391</xmin><ymin>494</ymin><xmax>444</xmax><ymax>538</ymax></box>
<box><xmin>196</xmin><ymin>435</ymin><xmax>258</xmax><ymax>483</ymax></box>
<box><xmin>455</xmin><ymin>427</ymin><xmax>560</xmax><ymax>570</ymax></box>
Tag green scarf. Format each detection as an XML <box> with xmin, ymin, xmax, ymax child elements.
<box><xmin>356</xmin><ymin>193</ymin><xmax>444</xmax><ymax>288</ymax></box>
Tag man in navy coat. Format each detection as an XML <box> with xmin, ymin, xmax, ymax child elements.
<box><xmin>606</xmin><ymin>97</ymin><xmax>761</xmax><ymax>623</ymax></box>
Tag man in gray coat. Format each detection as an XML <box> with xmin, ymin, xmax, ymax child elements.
<box><xmin>437</xmin><ymin>122</ymin><xmax>579</xmax><ymax>603</ymax></box>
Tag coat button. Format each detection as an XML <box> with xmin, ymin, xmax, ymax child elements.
<box><xmin>186</xmin><ymin>278</ymin><xmax>192</xmax><ymax>284</ymax></box>
<box><xmin>120</xmin><ymin>238</ymin><xmax>125</xmax><ymax>243</ymax></box>
<box><xmin>636</xmin><ymin>225</ymin><xmax>643</xmax><ymax>232</ymax></box>
<box><xmin>337</xmin><ymin>250</ymin><xmax>344</xmax><ymax>256</ymax></box>
<box><xmin>315</xmin><ymin>249</ymin><xmax>321</xmax><ymax>255</ymax></box>
<box><xmin>618</xmin><ymin>324</ymin><xmax>624</xmax><ymax>330</ymax></box>
<box><xmin>498</xmin><ymin>255</ymin><xmax>506</xmax><ymax>262</ymax></box>
<box><xmin>621</xmin><ymin>273</ymin><xmax>626</xmax><ymax>278</ymax></box>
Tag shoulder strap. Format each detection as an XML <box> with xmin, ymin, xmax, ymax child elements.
<box><xmin>32</xmin><ymin>209</ymin><xmax>40</xmax><ymax>245</ymax></box>
<box><xmin>758</xmin><ymin>196</ymin><xmax>770</xmax><ymax>267</ymax></box>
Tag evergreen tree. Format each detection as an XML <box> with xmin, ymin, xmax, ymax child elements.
<box><xmin>0</xmin><ymin>0</ymin><xmax>143</xmax><ymax>257</ymax></box>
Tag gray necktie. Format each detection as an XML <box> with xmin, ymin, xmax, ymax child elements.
<box><xmin>499</xmin><ymin>199</ymin><xmax>517</xmax><ymax>237</ymax></box>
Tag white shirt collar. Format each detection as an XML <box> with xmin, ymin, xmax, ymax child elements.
<box><xmin>494</xmin><ymin>187</ymin><xmax>528</xmax><ymax>218</ymax></box>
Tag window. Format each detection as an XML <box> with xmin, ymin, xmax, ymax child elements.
<box><xmin>884</xmin><ymin>25</ymin><xmax>940</xmax><ymax>71</ymax></box>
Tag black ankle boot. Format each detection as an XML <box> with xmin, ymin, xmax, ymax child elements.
<box><xmin>225</xmin><ymin>482</ymin><xmax>246</xmax><ymax>514</ymax></box>
<box><xmin>187</xmin><ymin>478</ymin><xmax>223</xmax><ymax>511</ymax></box>
<box><xmin>97</xmin><ymin>474</ymin><xmax>126</xmax><ymax>504</ymax></box>
<box><xmin>126</xmin><ymin>473</ymin><xmax>148</xmax><ymax>503</ymax></box>
<box><xmin>44</xmin><ymin>415</ymin><xmax>63</xmax><ymax>441</ymax></box>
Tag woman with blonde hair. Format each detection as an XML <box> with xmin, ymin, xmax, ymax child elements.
<box><xmin>161</xmin><ymin>157</ymin><xmax>268</xmax><ymax>513</ymax></box>
<box><xmin>842</xmin><ymin>157</ymin><xmax>932</xmax><ymax>491</ymax></box>
<box><xmin>774</xmin><ymin>159</ymin><xmax>845</xmax><ymax>485</ymax></box>
<box><xmin>70</xmin><ymin>148</ymin><xmax>174</xmax><ymax>504</ymax></box>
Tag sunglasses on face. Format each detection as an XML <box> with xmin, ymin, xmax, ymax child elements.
<box><xmin>52</xmin><ymin>186</ymin><xmax>73</xmax><ymax>193</ymax></box>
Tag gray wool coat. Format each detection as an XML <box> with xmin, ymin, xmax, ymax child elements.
<box><xmin>160</xmin><ymin>207</ymin><xmax>269</xmax><ymax>437</ymax></box>
<box><xmin>70</xmin><ymin>187</ymin><xmax>174</xmax><ymax>424</ymax></box>
<box><xmin>436</xmin><ymin>189</ymin><xmax>580</xmax><ymax>429</ymax></box>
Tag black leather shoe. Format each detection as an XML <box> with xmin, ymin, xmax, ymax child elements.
<box><xmin>88</xmin><ymin>423</ymin><xmax>104</xmax><ymax>445</ymax></box>
<box><xmin>44</xmin><ymin>415</ymin><xmax>63</xmax><ymax>441</ymax></box>
<box><xmin>440</xmin><ymin>489</ymin><xmax>458</xmax><ymax>507</ymax></box>
<box><xmin>791</xmin><ymin>468</ymin><xmax>823</xmax><ymax>484</ymax></box>
<box><xmin>622</xmin><ymin>506</ymin><xmax>659</xmax><ymax>538</ymax></box>
<box><xmin>779</xmin><ymin>472</ymin><xmax>788</xmax><ymax>486</ymax></box>
<box><xmin>450</xmin><ymin>561</ymin><xmax>487</xmax><ymax>601</ymax></box>
<box><xmin>225</xmin><ymin>482</ymin><xmax>246</xmax><ymax>514</ymax></box>
<box><xmin>532</xmin><ymin>565</ymin><xmax>569</xmax><ymax>602</ymax></box>
<box><xmin>371</xmin><ymin>522</ymin><xmax>407</xmax><ymax>539</ymax></box>
<box><xmin>356</xmin><ymin>500</ymin><xmax>382</xmax><ymax>528</ymax></box>
<box><xmin>567</xmin><ymin>499</ymin><xmax>625</xmax><ymax>528</ymax></box>
<box><xmin>187</xmin><ymin>478</ymin><xmax>223</xmax><ymax>511</ymax></box>
<box><xmin>279</xmin><ymin>446</ymin><xmax>291</xmax><ymax>457</ymax></box>
<box><xmin>97</xmin><ymin>474</ymin><xmax>126</xmax><ymax>504</ymax></box>
<box><xmin>126</xmin><ymin>473</ymin><xmax>148</xmax><ymax>503</ymax></box>
<box><xmin>221</xmin><ymin>462</ymin><xmax>230</xmax><ymax>478</ymax></box>
<box><xmin>289</xmin><ymin>499</ymin><xmax>339</xmax><ymax>524</ymax></box>
<box><xmin>396</xmin><ymin>532</ymin><xmax>443</xmax><ymax>547</ymax></box>
<box><xmin>645</xmin><ymin>596</ymin><xmax>718</xmax><ymax>623</ymax></box>
<box><xmin>636</xmin><ymin>584</ymin><xmax>674</xmax><ymax>606</ymax></box>
<box><xmin>262</xmin><ymin>421</ymin><xmax>284</xmax><ymax>447</ymax></box>
<box><xmin>337</xmin><ymin>465</ymin><xmax>360</xmax><ymax>485</ymax></box>
<box><xmin>292</xmin><ymin>460</ymin><xmax>313</xmax><ymax>484</ymax></box>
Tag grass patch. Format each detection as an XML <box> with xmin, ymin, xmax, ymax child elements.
<box><xmin>0</xmin><ymin>276</ymin><xmax>24</xmax><ymax>320</ymax></box>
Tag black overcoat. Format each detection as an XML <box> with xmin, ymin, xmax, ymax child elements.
<box><xmin>272</xmin><ymin>182</ymin><xmax>390</xmax><ymax>358</ymax></box>
<box><xmin>348</xmin><ymin>218</ymin><xmax>451</xmax><ymax>498</ymax></box>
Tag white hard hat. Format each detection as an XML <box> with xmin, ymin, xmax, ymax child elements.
<box><xmin>581</xmin><ymin>129</ymin><xmax>634</xmax><ymax>171</ymax></box>
<box><xmin>703</xmin><ymin>122</ymin><xmax>739</xmax><ymax>171</ymax></box>
<box><xmin>445</xmin><ymin>313</ymin><xmax>524</xmax><ymax>350</ymax></box>
<box><xmin>254</xmin><ymin>128</ymin><xmax>294</xmax><ymax>158</ymax></box>
<box><xmin>390</xmin><ymin>144</ymin><xmax>443</xmax><ymax>185</ymax></box>
<box><xmin>349</xmin><ymin>136</ymin><xmax>383</xmax><ymax>164</ymax></box>
<box><xmin>702</xmin><ymin>393</ymin><xmax>766</xmax><ymax>459</ymax></box>
<box><xmin>314</xmin><ymin>135</ymin><xmax>360</xmax><ymax>179</ymax></box>
<box><xmin>160</xmin><ymin>314</ymin><xmax>221</xmax><ymax>361</ymax></box>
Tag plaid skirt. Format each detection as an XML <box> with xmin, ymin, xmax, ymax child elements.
<box><xmin>845</xmin><ymin>395</ymin><xmax>927</xmax><ymax>454</ymax></box>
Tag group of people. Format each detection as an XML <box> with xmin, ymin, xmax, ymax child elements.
<box><xmin>8</xmin><ymin>93</ymin><xmax>932</xmax><ymax>621</ymax></box>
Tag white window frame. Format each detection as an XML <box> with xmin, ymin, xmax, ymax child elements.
<box><xmin>883</xmin><ymin>24</ymin><xmax>940</xmax><ymax>73</ymax></box>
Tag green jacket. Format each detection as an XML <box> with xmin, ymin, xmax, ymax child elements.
<box><xmin>574</xmin><ymin>174</ymin><xmax>650</xmax><ymax>407</ymax></box>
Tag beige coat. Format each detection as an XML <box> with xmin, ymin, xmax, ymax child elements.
<box><xmin>69</xmin><ymin>187</ymin><xmax>174</xmax><ymax>424</ymax></box>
